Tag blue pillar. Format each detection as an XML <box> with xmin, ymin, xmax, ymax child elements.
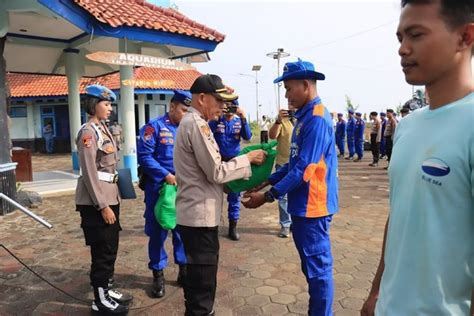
<box><xmin>119</xmin><ymin>40</ymin><xmax>138</xmax><ymax>181</ymax></box>
<box><xmin>64</xmin><ymin>48</ymin><xmax>83</xmax><ymax>171</ymax></box>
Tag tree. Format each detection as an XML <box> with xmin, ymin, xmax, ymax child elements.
<box><xmin>345</xmin><ymin>95</ymin><xmax>359</xmax><ymax>112</ymax></box>
<box><xmin>0</xmin><ymin>36</ymin><xmax>11</xmax><ymax>164</ymax></box>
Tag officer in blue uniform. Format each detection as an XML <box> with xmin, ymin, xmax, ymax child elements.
<box><xmin>354</xmin><ymin>112</ymin><xmax>365</xmax><ymax>162</ymax></box>
<box><xmin>243</xmin><ymin>59</ymin><xmax>339</xmax><ymax>316</ymax></box>
<box><xmin>137</xmin><ymin>90</ymin><xmax>190</xmax><ymax>298</ymax></box>
<box><xmin>345</xmin><ymin>110</ymin><xmax>356</xmax><ymax>160</ymax></box>
<box><xmin>379</xmin><ymin>112</ymin><xmax>387</xmax><ymax>159</ymax></box>
<box><xmin>335</xmin><ymin>113</ymin><xmax>346</xmax><ymax>158</ymax></box>
<box><xmin>209</xmin><ymin>98</ymin><xmax>252</xmax><ymax>241</ymax></box>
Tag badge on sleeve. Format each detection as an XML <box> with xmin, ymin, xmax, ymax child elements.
<box><xmin>104</xmin><ymin>145</ymin><xmax>115</xmax><ymax>154</ymax></box>
<box><xmin>144</xmin><ymin>126</ymin><xmax>155</xmax><ymax>141</ymax></box>
<box><xmin>200</xmin><ymin>125</ymin><xmax>211</xmax><ymax>138</ymax></box>
<box><xmin>83</xmin><ymin>135</ymin><xmax>93</xmax><ymax>148</ymax></box>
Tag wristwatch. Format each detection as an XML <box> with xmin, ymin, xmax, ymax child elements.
<box><xmin>264</xmin><ymin>190</ymin><xmax>275</xmax><ymax>203</ymax></box>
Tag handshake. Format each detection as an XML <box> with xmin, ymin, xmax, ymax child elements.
<box><xmin>241</xmin><ymin>180</ymin><xmax>271</xmax><ymax>209</ymax></box>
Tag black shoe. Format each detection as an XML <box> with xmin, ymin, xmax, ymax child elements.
<box><xmin>345</xmin><ymin>156</ymin><xmax>353</xmax><ymax>160</ymax></box>
<box><xmin>152</xmin><ymin>269</ymin><xmax>165</xmax><ymax>298</ymax></box>
<box><xmin>228</xmin><ymin>220</ymin><xmax>240</xmax><ymax>241</ymax></box>
<box><xmin>92</xmin><ymin>287</ymin><xmax>128</xmax><ymax>314</ymax></box>
<box><xmin>369</xmin><ymin>163</ymin><xmax>378</xmax><ymax>167</ymax></box>
<box><xmin>177</xmin><ymin>264</ymin><xmax>187</xmax><ymax>287</ymax></box>
<box><xmin>107</xmin><ymin>278</ymin><xmax>133</xmax><ymax>305</ymax></box>
<box><xmin>108</xmin><ymin>288</ymin><xmax>133</xmax><ymax>305</ymax></box>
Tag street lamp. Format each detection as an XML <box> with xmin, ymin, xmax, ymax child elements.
<box><xmin>252</xmin><ymin>65</ymin><xmax>261</xmax><ymax>122</ymax></box>
<box><xmin>266</xmin><ymin>48</ymin><xmax>290</xmax><ymax>110</ymax></box>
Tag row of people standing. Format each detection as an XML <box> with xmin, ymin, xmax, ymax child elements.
<box><xmin>335</xmin><ymin>109</ymin><xmax>402</xmax><ymax>168</ymax></box>
<box><xmin>335</xmin><ymin>110</ymin><xmax>365</xmax><ymax>161</ymax></box>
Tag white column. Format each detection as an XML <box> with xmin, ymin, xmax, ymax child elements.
<box><xmin>26</xmin><ymin>102</ymin><xmax>34</xmax><ymax>139</ymax></box>
<box><xmin>138</xmin><ymin>94</ymin><xmax>146</xmax><ymax>128</ymax></box>
<box><xmin>118</xmin><ymin>39</ymin><xmax>139</xmax><ymax>181</ymax></box>
<box><xmin>64</xmin><ymin>48</ymin><xmax>83</xmax><ymax>171</ymax></box>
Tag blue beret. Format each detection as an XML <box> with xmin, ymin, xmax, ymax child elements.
<box><xmin>348</xmin><ymin>109</ymin><xmax>354</xmax><ymax>114</ymax></box>
<box><xmin>231</xmin><ymin>99</ymin><xmax>239</xmax><ymax>106</ymax></box>
<box><xmin>85</xmin><ymin>84</ymin><xmax>116</xmax><ymax>102</ymax></box>
<box><xmin>380</xmin><ymin>112</ymin><xmax>386</xmax><ymax>116</ymax></box>
<box><xmin>337</xmin><ymin>113</ymin><xmax>343</xmax><ymax>117</ymax></box>
<box><xmin>274</xmin><ymin>58</ymin><xmax>325</xmax><ymax>83</ymax></box>
<box><xmin>355</xmin><ymin>112</ymin><xmax>362</xmax><ymax>116</ymax></box>
<box><xmin>172</xmin><ymin>90</ymin><xmax>192</xmax><ymax>106</ymax></box>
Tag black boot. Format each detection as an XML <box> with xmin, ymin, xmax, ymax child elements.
<box><xmin>108</xmin><ymin>278</ymin><xmax>133</xmax><ymax>305</ymax></box>
<box><xmin>152</xmin><ymin>269</ymin><xmax>165</xmax><ymax>298</ymax></box>
<box><xmin>177</xmin><ymin>264</ymin><xmax>187</xmax><ymax>287</ymax></box>
<box><xmin>228</xmin><ymin>220</ymin><xmax>240</xmax><ymax>241</ymax></box>
<box><xmin>92</xmin><ymin>286</ymin><xmax>128</xmax><ymax>314</ymax></box>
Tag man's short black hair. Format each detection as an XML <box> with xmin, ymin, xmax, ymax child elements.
<box><xmin>387</xmin><ymin>109</ymin><xmax>395</xmax><ymax>113</ymax></box>
<box><xmin>401</xmin><ymin>0</ymin><xmax>474</xmax><ymax>29</ymax></box>
<box><xmin>370</xmin><ymin>111</ymin><xmax>378</xmax><ymax>116</ymax></box>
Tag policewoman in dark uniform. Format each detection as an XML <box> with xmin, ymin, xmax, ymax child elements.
<box><xmin>76</xmin><ymin>84</ymin><xmax>132</xmax><ymax>314</ymax></box>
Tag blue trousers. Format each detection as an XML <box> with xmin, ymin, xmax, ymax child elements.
<box><xmin>335</xmin><ymin>137</ymin><xmax>345</xmax><ymax>156</ymax></box>
<box><xmin>380</xmin><ymin>136</ymin><xmax>386</xmax><ymax>156</ymax></box>
<box><xmin>291</xmin><ymin>215</ymin><xmax>333</xmax><ymax>316</ymax></box>
<box><xmin>276</xmin><ymin>165</ymin><xmax>291</xmax><ymax>228</ymax></box>
<box><xmin>227</xmin><ymin>191</ymin><xmax>240</xmax><ymax>220</ymax></box>
<box><xmin>44</xmin><ymin>136</ymin><xmax>54</xmax><ymax>153</ymax></box>
<box><xmin>144</xmin><ymin>190</ymin><xmax>186</xmax><ymax>271</ymax></box>
<box><xmin>347</xmin><ymin>136</ymin><xmax>355</xmax><ymax>157</ymax></box>
<box><xmin>355</xmin><ymin>138</ymin><xmax>364</xmax><ymax>158</ymax></box>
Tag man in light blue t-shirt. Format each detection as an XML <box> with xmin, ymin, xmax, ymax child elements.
<box><xmin>361</xmin><ymin>1</ymin><xmax>474</xmax><ymax>315</ymax></box>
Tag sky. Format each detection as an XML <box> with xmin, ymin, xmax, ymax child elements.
<box><xmin>174</xmin><ymin>0</ymin><xmax>420</xmax><ymax>120</ymax></box>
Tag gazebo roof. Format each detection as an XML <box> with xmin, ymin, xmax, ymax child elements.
<box><xmin>4</xmin><ymin>0</ymin><xmax>224</xmax><ymax>76</ymax></box>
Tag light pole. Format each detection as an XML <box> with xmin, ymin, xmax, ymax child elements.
<box><xmin>252</xmin><ymin>65</ymin><xmax>261</xmax><ymax>123</ymax></box>
<box><xmin>266</xmin><ymin>48</ymin><xmax>290</xmax><ymax>110</ymax></box>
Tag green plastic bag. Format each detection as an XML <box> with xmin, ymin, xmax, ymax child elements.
<box><xmin>154</xmin><ymin>184</ymin><xmax>177</xmax><ymax>230</ymax></box>
<box><xmin>226</xmin><ymin>141</ymin><xmax>278</xmax><ymax>193</ymax></box>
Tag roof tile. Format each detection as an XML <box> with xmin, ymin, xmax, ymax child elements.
<box><xmin>74</xmin><ymin>0</ymin><xmax>225</xmax><ymax>43</ymax></box>
<box><xmin>8</xmin><ymin>67</ymin><xmax>203</xmax><ymax>98</ymax></box>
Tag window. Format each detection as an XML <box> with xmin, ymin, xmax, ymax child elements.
<box><xmin>9</xmin><ymin>106</ymin><xmax>27</xmax><ymax>118</ymax></box>
<box><xmin>41</xmin><ymin>107</ymin><xmax>54</xmax><ymax>115</ymax></box>
<box><xmin>159</xmin><ymin>94</ymin><xmax>165</xmax><ymax>100</ymax></box>
<box><xmin>147</xmin><ymin>94</ymin><xmax>153</xmax><ymax>100</ymax></box>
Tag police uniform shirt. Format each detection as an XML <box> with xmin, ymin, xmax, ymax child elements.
<box><xmin>174</xmin><ymin>107</ymin><xmax>252</xmax><ymax>227</ymax></box>
<box><xmin>209</xmin><ymin>115</ymin><xmax>252</xmax><ymax>159</ymax></box>
<box><xmin>75</xmin><ymin>121</ymin><xmax>120</xmax><ymax>209</ymax></box>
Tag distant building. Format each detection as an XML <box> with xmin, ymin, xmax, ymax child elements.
<box><xmin>8</xmin><ymin>67</ymin><xmax>202</xmax><ymax>152</ymax></box>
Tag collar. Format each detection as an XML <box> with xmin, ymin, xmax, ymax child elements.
<box><xmin>189</xmin><ymin>106</ymin><xmax>205</xmax><ymax>120</ymax></box>
<box><xmin>295</xmin><ymin>96</ymin><xmax>322</xmax><ymax>120</ymax></box>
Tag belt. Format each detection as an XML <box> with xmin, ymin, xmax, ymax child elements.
<box><xmin>98</xmin><ymin>171</ymin><xmax>119</xmax><ymax>183</ymax></box>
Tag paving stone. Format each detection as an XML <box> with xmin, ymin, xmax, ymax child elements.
<box><xmin>250</xmin><ymin>270</ymin><xmax>272</xmax><ymax>279</ymax></box>
<box><xmin>288</xmin><ymin>301</ymin><xmax>308</xmax><ymax>314</ymax></box>
<box><xmin>296</xmin><ymin>291</ymin><xmax>309</xmax><ymax>302</ymax></box>
<box><xmin>261</xmin><ymin>303</ymin><xmax>288</xmax><ymax>314</ymax></box>
<box><xmin>256</xmin><ymin>285</ymin><xmax>278</xmax><ymax>296</ymax></box>
<box><xmin>271</xmin><ymin>293</ymin><xmax>296</xmax><ymax>305</ymax></box>
<box><xmin>245</xmin><ymin>294</ymin><xmax>271</xmax><ymax>307</ymax></box>
<box><xmin>234</xmin><ymin>305</ymin><xmax>262</xmax><ymax>315</ymax></box>
<box><xmin>240</xmin><ymin>277</ymin><xmax>264</xmax><ymax>288</ymax></box>
<box><xmin>264</xmin><ymin>278</ymin><xmax>286</xmax><ymax>287</ymax></box>
<box><xmin>340</xmin><ymin>297</ymin><xmax>364</xmax><ymax>310</ymax></box>
<box><xmin>232</xmin><ymin>286</ymin><xmax>255</xmax><ymax>297</ymax></box>
<box><xmin>0</xmin><ymin>154</ymin><xmax>389</xmax><ymax>314</ymax></box>
<box><xmin>280</xmin><ymin>284</ymin><xmax>301</xmax><ymax>295</ymax></box>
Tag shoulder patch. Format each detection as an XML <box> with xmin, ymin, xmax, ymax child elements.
<box><xmin>313</xmin><ymin>104</ymin><xmax>325</xmax><ymax>117</ymax></box>
<box><xmin>200</xmin><ymin>125</ymin><xmax>211</xmax><ymax>138</ymax></box>
<box><xmin>83</xmin><ymin>134</ymin><xmax>93</xmax><ymax>148</ymax></box>
<box><xmin>144</xmin><ymin>126</ymin><xmax>155</xmax><ymax>141</ymax></box>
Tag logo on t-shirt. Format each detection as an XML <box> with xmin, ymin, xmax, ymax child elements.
<box><xmin>421</xmin><ymin>158</ymin><xmax>450</xmax><ymax>177</ymax></box>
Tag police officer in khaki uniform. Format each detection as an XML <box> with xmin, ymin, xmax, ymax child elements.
<box><xmin>174</xmin><ymin>74</ymin><xmax>267</xmax><ymax>316</ymax></box>
<box><xmin>109</xmin><ymin>120</ymin><xmax>123</xmax><ymax>149</ymax></box>
<box><xmin>76</xmin><ymin>84</ymin><xmax>132</xmax><ymax>314</ymax></box>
